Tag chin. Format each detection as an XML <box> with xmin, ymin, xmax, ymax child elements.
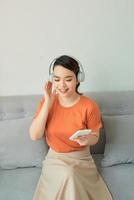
<box><xmin>58</xmin><ymin>91</ymin><xmax>71</xmax><ymax>97</ymax></box>
<box><xmin>59</xmin><ymin>93</ymin><xmax>69</xmax><ymax>97</ymax></box>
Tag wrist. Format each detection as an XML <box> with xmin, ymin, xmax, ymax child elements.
<box><xmin>87</xmin><ymin>134</ymin><xmax>99</xmax><ymax>146</ymax></box>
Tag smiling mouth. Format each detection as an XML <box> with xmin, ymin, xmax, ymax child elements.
<box><xmin>58</xmin><ymin>88</ymin><xmax>69</xmax><ymax>93</ymax></box>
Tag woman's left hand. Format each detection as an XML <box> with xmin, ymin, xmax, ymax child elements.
<box><xmin>73</xmin><ymin>135</ymin><xmax>91</xmax><ymax>146</ymax></box>
<box><xmin>73</xmin><ymin>131</ymin><xmax>99</xmax><ymax>146</ymax></box>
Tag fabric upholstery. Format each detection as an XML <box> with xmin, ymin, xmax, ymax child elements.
<box><xmin>0</xmin><ymin>117</ymin><xmax>47</xmax><ymax>169</ymax></box>
<box><xmin>93</xmin><ymin>154</ymin><xmax>134</xmax><ymax>200</ymax></box>
<box><xmin>101</xmin><ymin>115</ymin><xmax>134</xmax><ymax>167</ymax></box>
<box><xmin>1</xmin><ymin>91</ymin><xmax>134</xmax><ymax>200</ymax></box>
<box><xmin>0</xmin><ymin>167</ymin><xmax>41</xmax><ymax>200</ymax></box>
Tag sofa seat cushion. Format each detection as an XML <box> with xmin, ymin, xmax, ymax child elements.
<box><xmin>0</xmin><ymin>167</ymin><xmax>41</xmax><ymax>200</ymax></box>
<box><xmin>93</xmin><ymin>154</ymin><xmax>134</xmax><ymax>200</ymax></box>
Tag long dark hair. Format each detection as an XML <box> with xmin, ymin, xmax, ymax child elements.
<box><xmin>52</xmin><ymin>55</ymin><xmax>82</xmax><ymax>95</ymax></box>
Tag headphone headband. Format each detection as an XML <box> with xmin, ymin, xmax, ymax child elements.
<box><xmin>49</xmin><ymin>55</ymin><xmax>85</xmax><ymax>82</ymax></box>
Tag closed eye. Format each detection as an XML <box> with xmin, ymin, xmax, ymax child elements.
<box><xmin>54</xmin><ymin>79</ymin><xmax>72</xmax><ymax>82</ymax></box>
<box><xmin>54</xmin><ymin>79</ymin><xmax>60</xmax><ymax>82</ymax></box>
<box><xmin>66</xmin><ymin>79</ymin><xmax>72</xmax><ymax>81</ymax></box>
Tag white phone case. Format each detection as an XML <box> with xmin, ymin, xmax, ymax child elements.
<box><xmin>69</xmin><ymin>129</ymin><xmax>92</xmax><ymax>140</ymax></box>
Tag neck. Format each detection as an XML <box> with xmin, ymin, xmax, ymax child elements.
<box><xmin>58</xmin><ymin>93</ymin><xmax>80</xmax><ymax>106</ymax></box>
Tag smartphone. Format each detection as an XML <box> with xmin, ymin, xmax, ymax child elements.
<box><xmin>69</xmin><ymin>129</ymin><xmax>92</xmax><ymax>140</ymax></box>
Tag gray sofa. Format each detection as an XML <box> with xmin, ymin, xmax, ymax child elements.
<box><xmin>0</xmin><ymin>91</ymin><xmax>134</xmax><ymax>200</ymax></box>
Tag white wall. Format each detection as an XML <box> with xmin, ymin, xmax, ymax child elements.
<box><xmin>0</xmin><ymin>0</ymin><xmax>134</xmax><ymax>96</ymax></box>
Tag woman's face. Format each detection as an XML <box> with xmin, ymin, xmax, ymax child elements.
<box><xmin>53</xmin><ymin>65</ymin><xmax>78</xmax><ymax>97</ymax></box>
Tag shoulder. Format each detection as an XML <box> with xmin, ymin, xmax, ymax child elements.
<box><xmin>80</xmin><ymin>95</ymin><xmax>98</xmax><ymax>107</ymax></box>
<box><xmin>80</xmin><ymin>95</ymin><xmax>100</xmax><ymax>112</ymax></box>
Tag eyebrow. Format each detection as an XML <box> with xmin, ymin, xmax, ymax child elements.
<box><xmin>53</xmin><ymin>75</ymin><xmax>73</xmax><ymax>78</ymax></box>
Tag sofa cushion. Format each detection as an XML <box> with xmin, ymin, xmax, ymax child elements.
<box><xmin>93</xmin><ymin>154</ymin><xmax>134</xmax><ymax>200</ymax></box>
<box><xmin>0</xmin><ymin>167</ymin><xmax>41</xmax><ymax>200</ymax></box>
<box><xmin>101</xmin><ymin>115</ymin><xmax>134</xmax><ymax>167</ymax></box>
<box><xmin>0</xmin><ymin>117</ymin><xmax>48</xmax><ymax>169</ymax></box>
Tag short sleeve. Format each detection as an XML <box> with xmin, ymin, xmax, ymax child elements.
<box><xmin>86</xmin><ymin>101</ymin><xmax>102</xmax><ymax>131</ymax></box>
<box><xmin>33</xmin><ymin>97</ymin><xmax>45</xmax><ymax>119</ymax></box>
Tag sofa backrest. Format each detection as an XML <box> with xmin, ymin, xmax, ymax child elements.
<box><xmin>0</xmin><ymin>90</ymin><xmax>134</xmax><ymax>168</ymax></box>
<box><xmin>0</xmin><ymin>95</ymin><xmax>47</xmax><ymax>169</ymax></box>
<box><xmin>0</xmin><ymin>95</ymin><xmax>42</xmax><ymax>121</ymax></box>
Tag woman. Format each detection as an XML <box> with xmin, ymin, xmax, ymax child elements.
<box><xmin>29</xmin><ymin>55</ymin><xmax>113</xmax><ymax>200</ymax></box>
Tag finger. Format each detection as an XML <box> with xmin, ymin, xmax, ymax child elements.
<box><xmin>44</xmin><ymin>81</ymin><xmax>52</xmax><ymax>90</ymax></box>
<box><xmin>75</xmin><ymin>140</ymin><xmax>87</xmax><ymax>146</ymax></box>
<box><xmin>44</xmin><ymin>82</ymin><xmax>48</xmax><ymax>91</ymax></box>
<box><xmin>47</xmin><ymin>81</ymin><xmax>52</xmax><ymax>88</ymax></box>
<box><xmin>75</xmin><ymin>136</ymin><xmax>87</xmax><ymax>140</ymax></box>
<box><xmin>73</xmin><ymin>138</ymin><xmax>85</xmax><ymax>143</ymax></box>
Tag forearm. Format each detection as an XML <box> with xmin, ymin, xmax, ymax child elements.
<box><xmin>29</xmin><ymin>101</ymin><xmax>50</xmax><ymax>141</ymax></box>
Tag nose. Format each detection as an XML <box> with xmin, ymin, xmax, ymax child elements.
<box><xmin>60</xmin><ymin>80</ymin><xmax>66</xmax><ymax>88</ymax></box>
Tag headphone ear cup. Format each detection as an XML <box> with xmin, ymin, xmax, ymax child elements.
<box><xmin>77</xmin><ymin>71</ymin><xmax>85</xmax><ymax>82</ymax></box>
<box><xmin>77</xmin><ymin>72</ymin><xmax>81</xmax><ymax>82</ymax></box>
<box><xmin>49</xmin><ymin>73</ymin><xmax>53</xmax><ymax>82</ymax></box>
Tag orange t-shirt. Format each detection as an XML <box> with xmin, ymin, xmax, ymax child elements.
<box><xmin>34</xmin><ymin>95</ymin><xmax>102</xmax><ymax>152</ymax></box>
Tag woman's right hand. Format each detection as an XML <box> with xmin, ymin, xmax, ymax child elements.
<box><xmin>29</xmin><ymin>80</ymin><xmax>56</xmax><ymax>141</ymax></box>
<box><xmin>43</xmin><ymin>80</ymin><xmax>57</xmax><ymax>105</ymax></box>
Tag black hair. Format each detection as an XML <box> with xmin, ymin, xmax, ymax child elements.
<box><xmin>53</xmin><ymin>55</ymin><xmax>82</xmax><ymax>95</ymax></box>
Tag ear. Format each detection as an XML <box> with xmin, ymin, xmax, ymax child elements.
<box><xmin>76</xmin><ymin>79</ymin><xmax>80</xmax><ymax>84</ymax></box>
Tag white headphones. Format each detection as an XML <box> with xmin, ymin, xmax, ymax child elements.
<box><xmin>49</xmin><ymin>56</ymin><xmax>85</xmax><ymax>83</ymax></box>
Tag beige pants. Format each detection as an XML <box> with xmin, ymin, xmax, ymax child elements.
<box><xmin>33</xmin><ymin>147</ymin><xmax>113</xmax><ymax>200</ymax></box>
